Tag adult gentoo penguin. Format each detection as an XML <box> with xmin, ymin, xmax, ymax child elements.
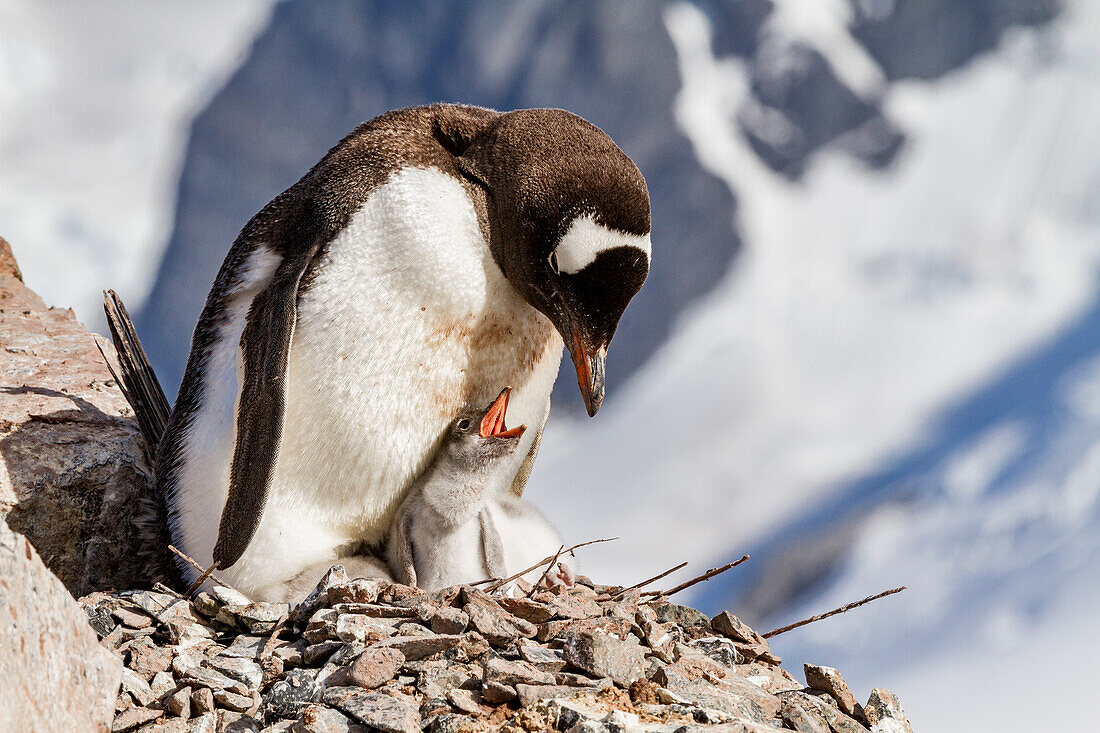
<box><xmin>153</xmin><ymin>104</ymin><xmax>651</xmax><ymax>600</ymax></box>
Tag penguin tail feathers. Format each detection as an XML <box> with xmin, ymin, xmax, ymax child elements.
<box><xmin>100</xmin><ymin>290</ymin><xmax>171</xmax><ymax>453</ymax></box>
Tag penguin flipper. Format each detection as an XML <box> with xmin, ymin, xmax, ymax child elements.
<box><xmin>213</xmin><ymin>246</ymin><xmax>320</xmax><ymax>569</ymax></box>
<box><xmin>479</xmin><ymin>508</ymin><xmax>507</xmax><ymax>581</ymax></box>
<box><xmin>388</xmin><ymin>505</ymin><xmax>418</xmax><ymax>586</ymax></box>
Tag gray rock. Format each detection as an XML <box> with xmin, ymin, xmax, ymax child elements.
<box><xmin>128</xmin><ymin>637</ymin><xmax>174</xmax><ymax>679</ymax></box>
<box><xmin>415</xmin><ymin>663</ymin><xmax>479</xmax><ymax>700</ymax></box>
<box><xmin>864</xmin><ymin>688</ymin><xmax>912</xmax><ymax>733</ymax></box>
<box><xmin>193</xmin><ymin>592</ymin><xmax>222</xmax><ymax>618</ymax></box>
<box><xmin>429</xmin><ymin>714</ymin><xmax>478</xmax><ymax>733</ymax></box>
<box><xmin>260</xmin><ymin>668</ymin><xmax>321</xmax><ymax>721</ymax></box>
<box><xmin>151</xmin><ymin>671</ymin><xmax>177</xmax><ymax>696</ymax></box>
<box><xmin>0</xmin><ymin>258</ymin><xmax>154</xmax><ymax>595</ymax></box>
<box><xmin>372</xmin><ymin>633</ymin><xmax>475</xmax><ymax>661</ymax></box>
<box><xmin>111</xmin><ymin>706</ymin><xmax>163</xmax><ymax>731</ymax></box>
<box><xmin>212</xmin><ymin>587</ymin><xmax>253</xmax><ymax>607</ymax></box>
<box><xmin>562</xmin><ymin>630</ymin><xmax>647</xmax><ymax>687</ymax></box>
<box><xmin>163</xmin><ymin>685</ymin><xmax>192</xmax><ymax>718</ymax></box>
<box><xmin>86</xmin><ymin>603</ymin><xmax>119</xmax><ymax>638</ymax></box>
<box><xmin>293</xmin><ymin>565</ymin><xmax>351</xmax><ymax>623</ymax></box>
<box><xmin>214</xmin><ymin>689</ymin><xmax>256</xmax><ymax>713</ymax></box>
<box><xmin>779</xmin><ymin>692</ymin><xmax>831</xmax><ymax>733</ymax></box>
<box><xmin>554</xmin><ymin>673</ymin><xmax>612</xmax><ymax>689</ymax></box>
<box><xmin>181</xmin><ymin>665</ymin><xmax>249</xmax><ymax>695</ymax></box>
<box><xmin>395</xmin><ymin>621</ymin><xmax>434</xmax><ymax>637</ymax></box>
<box><xmin>429</xmin><ymin>607</ymin><xmax>469</xmax><ymax>635</ymax></box>
<box><xmin>804</xmin><ymin>664</ymin><xmax>860</xmax><ymax>718</ymax></box>
<box><xmin>288</xmin><ymin>705</ymin><xmax>368</xmax><ymax>733</ymax></box>
<box><xmin>481</xmin><ymin>680</ymin><xmax>517</xmax><ymax>704</ymax></box>
<box><xmin>519</xmin><ymin>643</ymin><xmax>566</xmax><ymax>672</ymax></box>
<box><xmin>461</xmin><ymin>588</ymin><xmax>536</xmax><ymax>645</ymax></box>
<box><xmin>445</xmin><ymin>688</ymin><xmax>486</xmax><ymax>716</ymax></box>
<box><xmin>777</xmin><ymin>690</ymin><xmax>865</xmax><ymax>733</ymax></box>
<box><xmin>335</xmin><ymin>614</ymin><xmax>397</xmax><ymax>643</ymax></box>
<box><xmin>327</xmin><ymin>579</ymin><xmax>385</xmax><ymax>606</ymax></box>
<box><xmin>482</xmin><ymin>656</ymin><xmax>555</xmax><ymax>687</ymax></box>
<box><xmin>217</xmin><ymin>711</ymin><xmax>260</xmax><ymax>732</ymax></box>
<box><xmin>191</xmin><ymin>687</ymin><xmax>216</xmax><ymax>715</ymax></box>
<box><xmin>330</xmin><ymin>603</ymin><xmax>418</xmax><ymax>618</ymax></box>
<box><xmin>657</xmin><ymin>669</ymin><xmax>780</xmax><ymax>724</ymax></box>
<box><xmin>322</xmin><ymin>687</ymin><xmax>420</xmax><ymax>733</ymax></box>
<box><xmin>651</xmin><ymin>603</ymin><xmax>709</xmax><ymax>628</ymax></box>
<box><xmin>188</xmin><ymin>712</ymin><xmax>217</xmax><ymax>733</ymax></box>
<box><xmin>542</xmin><ymin>592</ymin><xmax>604</xmax><ymax>621</ymax></box>
<box><xmin>342</xmin><ymin>647</ymin><xmax>405</xmax><ymax>689</ymax></box>
<box><xmin>121</xmin><ymin>667</ymin><xmax>157</xmax><ymax>706</ymax></box>
<box><xmin>226</xmin><ymin>603</ymin><xmax>289</xmax><ymax>634</ymax></box>
<box><xmin>222</xmin><ymin>636</ymin><xmax>270</xmax><ymax>659</ymax></box>
<box><xmin>303</xmin><ymin>642</ymin><xmax>343</xmax><ymax>666</ymax></box>
<box><xmin>515</xmin><ymin>684</ymin><xmax>583</xmax><ymax>707</ymax></box>
<box><xmin>205</xmin><ymin>656</ymin><xmax>264</xmax><ymax>692</ymax></box>
<box><xmin>709</xmin><ymin>611</ymin><xmax>762</xmax><ymax>645</ymax></box>
<box><xmin>689</xmin><ymin>636</ymin><xmax>743</xmax><ymax>668</ymax></box>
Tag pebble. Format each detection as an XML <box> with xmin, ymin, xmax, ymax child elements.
<box><xmin>343</xmin><ymin>647</ymin><xmax>405</xmax><ymax>689</ymax></box>
<box><xmin>864</xmin><ymin>688</ymin><xmax>913</xmax><ymax>733</ymax></box>
<box><xmin>322</xmin><ymin>687</ymin><xmax>421</xmax><ymax>733</ymax></box>
<box><xmin>562</xmin><ymin>629</ymin><xmax>647</xmax><ymax>687</ymax></box>
<box><xmin>428</xmin><ymin>607</ymin><xmax>469</xmax><ymax>635</ymax></box>
<box><xmin>805</xmin><ymin>663</ymin><xmax>861</xmax><ymax>717</ymax></box>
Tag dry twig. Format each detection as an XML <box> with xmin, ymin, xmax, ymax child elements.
<box><xmin>481</xmin><ymin>538</ymin><xmax>617</xmax><ymax>592</ymax></box>
<box><xmin>613</xmin><ymin>561</ymin><xmax>689</xmax><ymax>599</ymax></box>
<box><xmin>762</xmin><ymin>586</ymin><xmax>907</xmax><ymax>639</ymax></box>
<box><xmin>261</xmin><ymin>615</ymin><xmax>290</xmax><ymax>659</ymax></box>
<box><xmin>525</xmin><ymin>544</ymin><xmax>566</xmax><ymax>598</ymax></box>
<box><xmin>168</xmin><ymin>544</ymin><xmax>250</xmax><ymax>600</ymax></box>
<box><xmin>642</xmin><ymin>554</ymin><xmax>750</xmax><ymax>600</ymax></box>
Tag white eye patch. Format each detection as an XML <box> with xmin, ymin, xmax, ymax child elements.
<box><xmin>552</xmin><ymin>215</ymin><xmax>651</xmax><ymax>275</ymax></box>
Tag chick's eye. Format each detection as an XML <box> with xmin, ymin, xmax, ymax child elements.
<box><xmin>456</xmin><ymin>419</ymin><xmax>471</xmax><ymax>431</ymax></box>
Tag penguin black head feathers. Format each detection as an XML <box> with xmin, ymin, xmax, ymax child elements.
<box><xmin>455</xmin><ymin>109</ymin><xmax>652</xmax><ymax>416</ymax></box>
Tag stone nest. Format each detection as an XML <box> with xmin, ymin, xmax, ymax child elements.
<box><xmin>80</xmin><ymin>566</ymin><xmax>913</xmax><ymax>733</ymax></box>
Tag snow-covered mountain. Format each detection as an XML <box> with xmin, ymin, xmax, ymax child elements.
<box><xmin>533</xmin><ymin>2</ymin><xmax>1100</xmax><ymax>730</ymax></box>
<box><xmin>0</xmin><ymin>0</ymin><xmax>274</xmax><ymax>329</ymax></box>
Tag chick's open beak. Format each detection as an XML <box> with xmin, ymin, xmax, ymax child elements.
<box><xmin>480</xmin><ymin>387</ymin><xmax>527</xmax><ymax>438</ymax></box>
<box><xmin>568</xmin><ymin>326</ymin><xmax>606</xmax><ymax>417</ymax></box>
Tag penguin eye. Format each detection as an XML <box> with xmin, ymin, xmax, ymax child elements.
<box><xmin>456</xmin><ymin>418</ymin><xmax>471</xmax><ymax>431</ymax></box>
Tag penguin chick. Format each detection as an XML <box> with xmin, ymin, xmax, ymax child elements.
<box><xmin>387</xmin><ymin>388</ymin><xmax>574</xmax><ymax>591</ymax></box>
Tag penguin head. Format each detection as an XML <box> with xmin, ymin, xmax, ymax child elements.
<box><xmin>445</xmin><ymin>387</ymin><xmax>527</xmax><ymax>468</ymax></box>
<box><xmin>457</xmin><ymin>109</ymin><xmax>651</xmax><ymax>417</ymax></box>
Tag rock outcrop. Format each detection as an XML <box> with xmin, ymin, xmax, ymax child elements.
<box><xmin>1</xmin><ymin>516</ymin><xmax>122</xmax><ymax>732</ymax></box>
<box><xmin>0</xmin><ymin>237</ymin><xmax>153</xmax><ymax>596</ymax></box>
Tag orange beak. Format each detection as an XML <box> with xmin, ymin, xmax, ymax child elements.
<box><xmin>568</xmin><ymin>325</ymin><xmax>606</xmax><ymax>417</ymax></box>
<box><xmin>479</xmin><ymin>387</ymin><xmax>527</xmax><ymax>439</ymax></box>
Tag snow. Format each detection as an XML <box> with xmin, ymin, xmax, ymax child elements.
<box><xmin>530</xmin><ymin>2</ymin><xmax>1100</xmax><ymax>731</ymax></box>
<box><xmin>0</xmin><ymin>0</ymin><xmax>274</xmax><ymax>327</ymax></box>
